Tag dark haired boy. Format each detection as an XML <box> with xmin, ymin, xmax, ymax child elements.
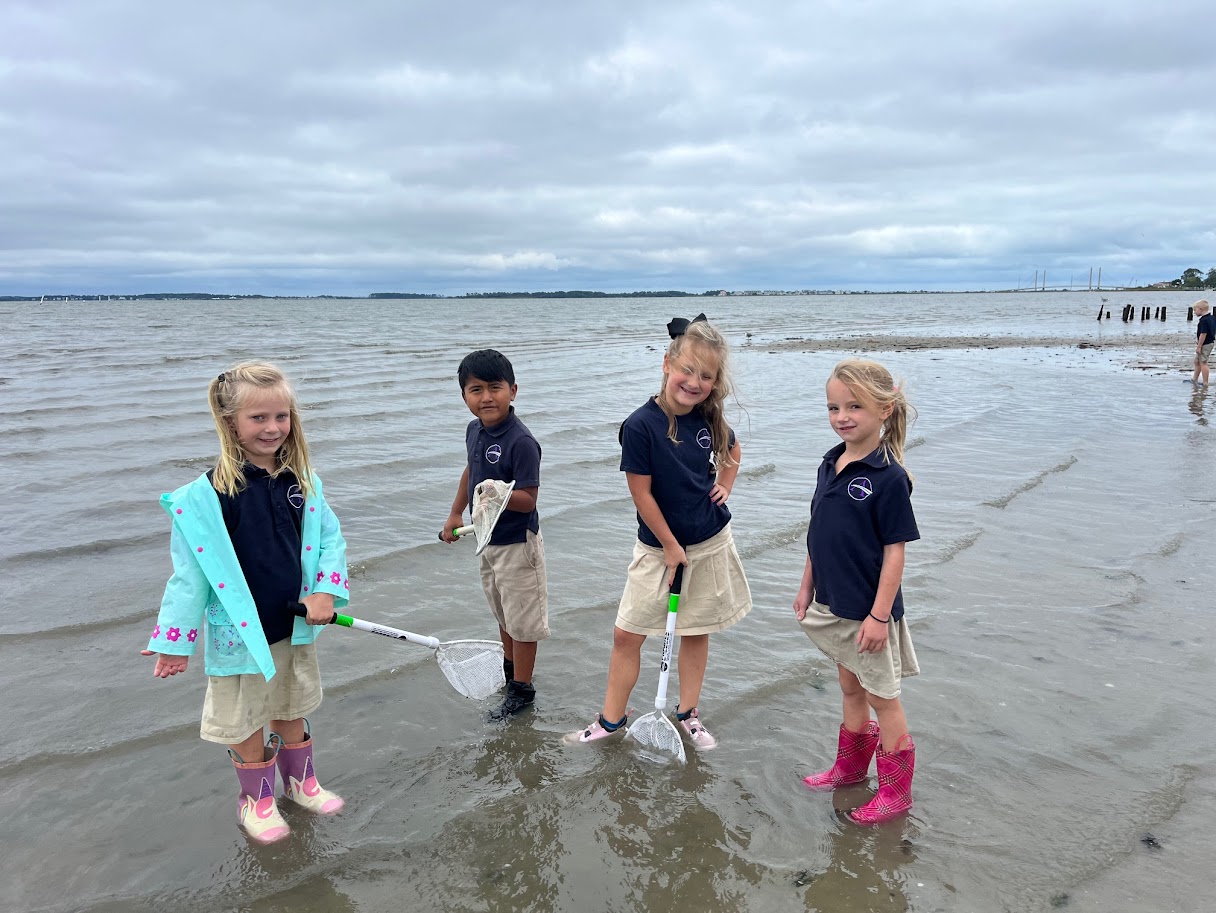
<box><xmin>441</xmin><ymin>349</ymin><xmax>549</xmax><ymax>719</ymax></box>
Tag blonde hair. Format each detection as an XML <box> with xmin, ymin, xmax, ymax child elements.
<box><xmin>656</xmin><ymin>320</ymin><xmax>737</xmax><ymax>469</ymax></box>
<box><xmin>830</xmin><ymin>358</ymin><xmax>916</xmax><ymax>479</ymax></box>
<box><xmin>1195</xmin><ymin>299</ymin><xmax>1211</xmax><ymax>314</ymax></box>
<box><xmin>208</xmin><ymin>362</ymin><xmax>315</xmax><ymax>498</ymax></box>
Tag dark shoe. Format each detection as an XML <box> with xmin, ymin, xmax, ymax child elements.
<box><xmin>486</xmin><ymin>680</ymin><xmax>536</xmax><ymax>721</ymax></box>
<box><xmin>503</xmin><ymin>658</ymin><xmax>515</xmax><ymax>682</ymax></box>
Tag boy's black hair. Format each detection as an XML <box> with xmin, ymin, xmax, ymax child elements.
<box><xmin>458</xmin><ymin>349</ymin><xmax>515</xmax><ymax>389</ymax></box>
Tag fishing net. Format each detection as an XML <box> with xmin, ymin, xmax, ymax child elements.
<box><xmin>468</xmin><ymin>479</ymin><xmax>515</xmax><ymax>555</ymax></box>
<box><xmin>625</xmin><ymin>711</ymin><xmax>687</xmax><ymax>764</ymax></box>
<box><xmin>435</xmin><ymin>639</ymin><xmax>506</xmax><ymax>700</ymax></box>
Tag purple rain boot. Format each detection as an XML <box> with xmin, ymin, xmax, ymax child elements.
<box><xmin>802</xmin><ymin>721</ymin><xmax>881</xmax><ymax>791</ymax></box>
<box><xmin>848</xmin><ymin>735</ymin><xmax>916</xmax><ymax>825</ymax></box>
<box><xmin>229</xmin><ymin>746</ymin><xmax>291</xmax><ymax>844</ymax></box>
<box><xmin>272</xmin><ymin>727</ymin><xmax>344</xmax><ymax>815</ymax></box>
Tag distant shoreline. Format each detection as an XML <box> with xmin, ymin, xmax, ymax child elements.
<box><xmin>3</xmin><ymin>288</ymin><xmax>1206</xmax><ymax>302</ymax></box>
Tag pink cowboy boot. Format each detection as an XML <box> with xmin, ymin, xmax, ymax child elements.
<box><xmin>848</xmin><ymin>735</ymin><xmax>915</xmax><ymax>825</ymax></box>
<box><xmin>230</xmin><ymin>746</ymin><xmax>291</xmax><ymax>844</ymax></box>
<box><xmin>272</xmin><ymin>727</ymin><xmax>344</xmax><ymax>815</ymax></box>
<box><xmin>803</xmin><ymin>721</ymin><xmax>880</xmax><ymax>790</ymax></box>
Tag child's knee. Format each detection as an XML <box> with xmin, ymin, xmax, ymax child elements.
<box><xmin>611</xmin><ymin>626</ymin><xmax>646</xmax><ymax>652</ymax></box>
<box><xmin>865</xmin><ymin>692</ymin><xmax>900</xmax><ymax>712</ymax></box>
<box><xmin>837</xmin><ymin>665</ymin><xmax>865</xmax><ymax>696</ymax></box>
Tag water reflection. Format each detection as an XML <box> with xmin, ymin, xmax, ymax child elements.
<box><xmin>780</xmin><ymin>790</ymin><xmax>918</xmax><ymax>912</ymax></box>
<box><xmin>591</xmin><ymin>754</ymin><xmax>770</xmax><ymax>911</ymax></box>
<box><xmin>1188</xmin><ymin>386</ymin><xmax>1209</xmax><ymax>425</ymax></box>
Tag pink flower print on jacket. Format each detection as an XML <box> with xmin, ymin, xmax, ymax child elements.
<box><xmin>317</xmin><ymin>571</ymin><xmax>324</xmax><ymax>582</ymax></box>
<box><xmin>330</xmin><ymin>571</ymin><xmax>342</xmax><ymax>585</ymax></box>
<box><xmin>152</xmin><ymin>624</ymin><xmax>161</xmax><ymax>639</ymax></box>
<box><xmin>166</xmin><ymin>627</ymin><xmax>181</xmax><ymax>642</ymax></box>
<box><xmin>186</xmin><ymin>629</ymin><xmax>198</xmax><ymax>643</ymax></box>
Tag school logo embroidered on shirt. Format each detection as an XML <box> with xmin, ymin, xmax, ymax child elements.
<box><xmin>287</xmin><ymin>484</ymin><xmax>305</xmax><ymax>509</ymax></box>
<box><xmin>848</xmin><ymin>478</ymin><xmax>873</xmax><ymax>501</ymax></box>
<box><xmin>696</xmin><ymin>428</ymin><xmax>712</xmax><ymax>449</ymax></box>
<box><xmin>486</xmin><ymin>443</ymin><xmax>502</xmax><ymax>464</ymax></box>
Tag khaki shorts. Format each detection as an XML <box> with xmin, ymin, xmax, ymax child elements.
<box><xmin>798</xmin><ymin>601</ymin><xmax>919</xmax><ymax>700</ymax></box>
<box><xmin>478</xmin><ymin>530</ymin><xmax>550</xmax><ymax>642</ymax></box>
<box><xmin>616</xmin><ymin>524</ymin><xmax>752</xmax><ymax>636</ymax></box>
<box><xmin>200</xmin><ymin>639</ymin><xmax>323</xmax><ymax>744</ymax></box>
<box><xmin>1196</xmin><ymin>342</ymin><xmax>1213</xmax><ymax>366</ymax></box>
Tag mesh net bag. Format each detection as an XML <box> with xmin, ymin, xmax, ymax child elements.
<box><xmin>625</xmin><ymin>712</ymin><xmax>687</xmax><ymax>764</ymax></box>
<box><xmin>469</xmin><ymin>480</ymin><xmax>514</xmax><ymax>554</ymax></box>
<box><xmin>435</xmin><ymin>640</ymin><xmax>506</xmax><ymax>700</ymax></box>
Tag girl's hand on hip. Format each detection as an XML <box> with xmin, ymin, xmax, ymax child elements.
<box><xmin>141</xmin><ymin>650</ymin><xmax>189</xmax><ymax>678</ymax></box>
<box><xmin>708</xmin><ymin>482</ymin><xmax>731</xmax><ymax>505</ymax></box>
<box><xmin>855</xmin><ymin>617</ymin><xmax>890</xmax><ymax>654</ymax></box>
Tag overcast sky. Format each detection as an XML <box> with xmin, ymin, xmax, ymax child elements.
<box><xmin>1</xmin><ymin>0</ymin><xmax>1213</xmax><ymax>296</ymax></box>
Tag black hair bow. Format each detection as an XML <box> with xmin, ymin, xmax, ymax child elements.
<box><xmin>667</xmin><ymin>313</ymin><xmax>708</xmax><ymax>339</ymax></box>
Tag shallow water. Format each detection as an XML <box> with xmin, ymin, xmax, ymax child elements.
<box><xmin>2</xmin><ymin>291</ymin><xmax>1211</xmax><ymax>913</ymax></box>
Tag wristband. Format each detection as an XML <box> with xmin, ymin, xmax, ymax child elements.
<box><xmin>867</xmin><ymin>611</ymin><xmax>890</xmax><ymax>624</ymax></box>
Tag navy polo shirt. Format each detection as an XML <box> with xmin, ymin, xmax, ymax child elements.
<box><xmin>210</xmin><ymin>465</ymin><xmax>303</xmax><ymax>645</ymax></box>
<box><xmin>807</xmin><ymin>443</ymin><xmax>919</xmax><ymax>622</ymax></box>
<box><xmin>620</xmin><ymin>397</ymin><xmax>734</xmax><ymax>548</ymax></box>
<box><xmin>1197</xmin><ymin>313</ymin><xmax>1215</xmax><ymax>346</ymax></box>
<box><xmin>465</xmin><ymin>407</ymin><xmax>541</xmax><ymax>546</ymax></box>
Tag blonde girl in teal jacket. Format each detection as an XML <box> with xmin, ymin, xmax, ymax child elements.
<box><xmin>142</xmin><ymin>362</ymin><xmax>350</xmax><ymax>845</ymax></box>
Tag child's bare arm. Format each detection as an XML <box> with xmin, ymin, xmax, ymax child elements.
<box><xmin>441</xmin><ymin>465</ymin><xmax>472</xmax><ymax>542</ymax></box>
<box><xmin>793</xmin><ymin>555</ymin><xmax>814</xmax><ymax>620</ymax></box>
<box><xmin>711</xmin><ymin>438</ymin><xmax>742</xmax><ymax>504</ymax></box>
<box><xmin>507</xmin><ymin>485</ymin><xmax>538</xmax><ymax>512</ymax></box>
<box><xmin>857</xmin><ymin>542</ymin><xmax>906</xmax><ymax>653</ymax></box>
<box><xmin>626</xmin><ymin>472</ymin><xmax>686</xmax><ymax>583</ymax></box>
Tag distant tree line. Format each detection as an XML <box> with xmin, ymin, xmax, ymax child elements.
<box><xmin>371</xmin><ymin>290</ymin><xmax>721</xmax><ymax>299</ymax></box>
<box><xmin>1175</xmin><ymin>268</ymin><xmax>1216</xmax><ymax>289</ymax></box>
<box><xmin>461</xmin><ymin>290</ymin><xmax>719</xmax><ymax>298</ymax></box>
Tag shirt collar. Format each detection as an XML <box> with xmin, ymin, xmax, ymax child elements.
<box><xmin>243</xmin><ymin>462</ymin><xmax>272</xmax><ymax>479</ymax></box>
<box><xmin>821</xmin><ymin>442</ymin><xmax>892</xmax><ymax>470</ymax></box>
<box><xmin>480</xmin><ymin>406</ymin><xmax>519</xmax><ymax>438</ymax></box>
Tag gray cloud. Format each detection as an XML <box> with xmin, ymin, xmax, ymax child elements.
<box><xmin>1</xmin><ymin>0</ymin><xmax>1212</xmax><ymax>295</ymax></box>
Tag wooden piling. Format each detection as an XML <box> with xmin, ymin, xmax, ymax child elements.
<box><xmin>1160</xmin><ymin>307</ymin><xmax>1167</xmax><ymax>321</ymax></box>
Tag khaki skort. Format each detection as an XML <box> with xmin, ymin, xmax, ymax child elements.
<box><xmin>200</xmin><ymin>639</ymin><xmax>323</xmax><ymax>744</ymax></box>
<box><xmin>616</xmin><ymin>524</ymin><xmax>751</xmax><ymax>636</ymax></box>
<box><xmin>1196</xmin><ymin>342</ymin><xmax>1213</xmax><ymax>366</ymax></box>
<box><xmin>798</xmin><ymin>601</ymin><xmax>919</xmax><ymax>700</ymax></box>
<box><xmin>478</xmin><ymin>530</ymin><xmax>550</xmax><ymax>642</ymax></box>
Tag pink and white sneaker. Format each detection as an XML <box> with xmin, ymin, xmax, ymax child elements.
<box><xmin>562</xmin><ymin>714</ymin><xmax>629</xmax><ymax>745</ymax></box>
<box><xmin>677</xmin><ymin>707</ymin><xmax>717</xmax><ymax>750</ymax></box>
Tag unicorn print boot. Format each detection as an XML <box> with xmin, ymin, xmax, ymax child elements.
<box><xmin>272</xmin><ymin>726</ymin><xmax>344</xmax><ymax>815</ymax></box>
<box><xmin>229</xmin><ymin>747</ymin><xmax>291</xmax><ymax>844</ymax></box>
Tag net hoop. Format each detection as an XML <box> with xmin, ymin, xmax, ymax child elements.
<box><xmin>435</xmin><ymin>639</ymin><xmax>506</xmax><ymax>700</ymax></box>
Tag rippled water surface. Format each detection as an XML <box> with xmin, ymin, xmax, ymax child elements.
<box><xmin>2</xmin><ymin>292</ymin><xmax>1212</xmax><ymax>913</ymax></box>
